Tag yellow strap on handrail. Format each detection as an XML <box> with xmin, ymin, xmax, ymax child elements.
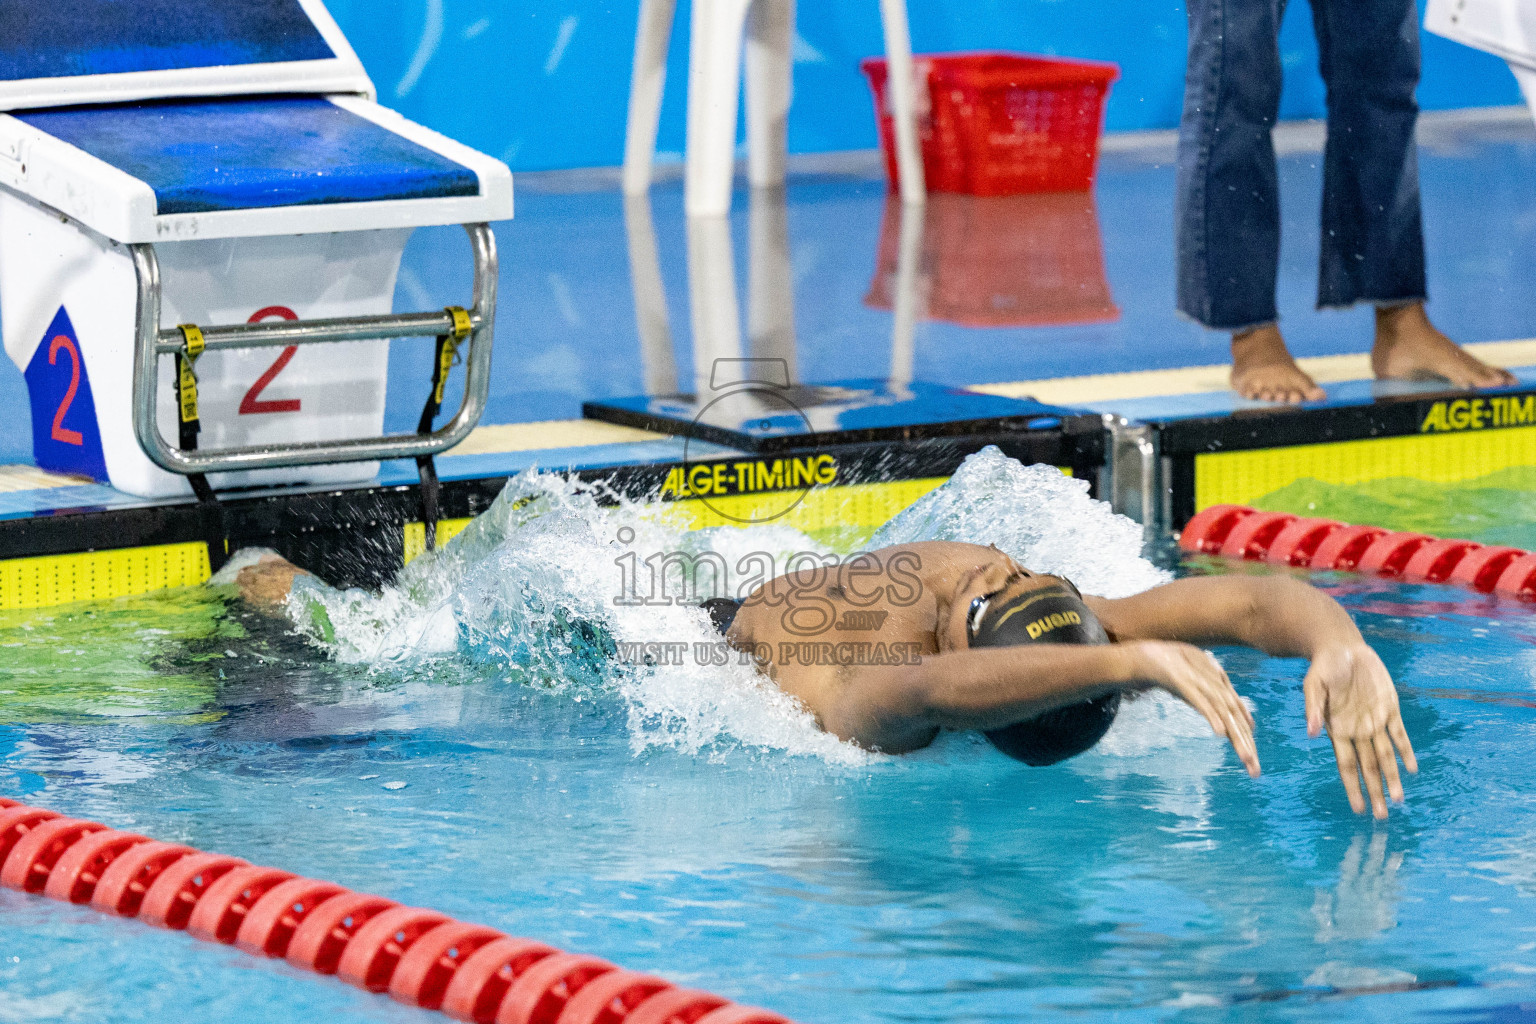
<box><xmin>446</xmin><ymin>306</ymin><xmax>472</xmax><ymax>341</ymax></box>
<box><xmin>176</xmin><ymin>325</ymin><xmax>204</xmax><ymax>425</ymax></box>
<box><xmin>178</xmin><ymin>324</ymin><xmax>205</xmax><ymax>360</ymax></box>
<box><xmin>433</xmin><ymin>307</ymin><xmax>472</xmax><ymax>406</ymax></box>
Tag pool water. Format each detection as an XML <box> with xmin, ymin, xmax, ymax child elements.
<box><xmin>1254</xmin><ymin>467</ymin><xmax>1536</xmax><ymax>549</ymax></box>
<box><xmin>5</xmin><ymin>451</ymin><xmax>1536</xmax><ymax>1023</ymax></box>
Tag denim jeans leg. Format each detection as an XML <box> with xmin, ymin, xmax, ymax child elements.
<box><xmin>1311</xmin><ymin>0</ymin><xmax>1427</xmax><ymax>308</ymax></box>
<box><xmin>1176</xmin><ymin>0</ymin><xmax>1288</xmax><ymax>330</ymax></box>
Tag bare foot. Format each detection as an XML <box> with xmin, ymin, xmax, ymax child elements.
<box><xmin>1231</xmin><ymin>325</ymin><xmax>1327</xmax><ymax>404</ymax></box>
<box><xmin>235</xmin><ymin>555</ymin><xmax>309</xmax><ymax>608</ymax></box>
<box><xmin>1372</xmin><ymin>302</ymin><xmax>1518</xmax><ymax>389</ymax></box>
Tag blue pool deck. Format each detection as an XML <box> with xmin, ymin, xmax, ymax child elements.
<box><xmin>2</xmin><ymin>106</ymin><xmax>1536</xmax><ymax>515</ymax></box>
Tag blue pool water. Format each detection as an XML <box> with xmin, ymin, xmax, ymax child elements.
<box><xmin>4</xmin><ymin>452</ymin><xmax>1536</xmax><ymax>1023</ymax></box>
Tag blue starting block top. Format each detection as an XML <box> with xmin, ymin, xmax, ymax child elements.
<box><xmin>0</xmin><ymin>0</ymin><xmax>334</xmax><ymax>81</ymax></box>
<box><xmin>18</xmin><ymin>97</ymin><xmax>480</xmax><ymax>215</ymax></box>
<box><xmin>0</xmin><ymin>93</ymin><xmax>512</xmax><ymax>240</ymax></box>
<box><xmin>0</xmin><ymin>0</ymin><xmax>509</xmax><ymax>240</ymax></box>
<box><xmin>0</xmin><ymin>0</ymin><xmax>372</xmax><ymax>112</ymax></box>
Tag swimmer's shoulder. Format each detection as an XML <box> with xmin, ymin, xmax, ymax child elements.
<box><xmin>860</xmin><ymin>540</ymin><xmax>1015</xmax><ymax>570</ymax></box>
<box><xmin>855</xmin><ymin>541</ymin><xmax>1020</xmax><ymax>586</ymax></box>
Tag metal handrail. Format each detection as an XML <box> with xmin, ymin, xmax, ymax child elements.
<box><xmin>131</xmin><ymin>222</ymin><xmax>498</xmax><ymax>476</ymax></box>
<box><xmin>152</xmin><ymin>310</ymin><xmax>484</xmax><ymax>354</ymax></box>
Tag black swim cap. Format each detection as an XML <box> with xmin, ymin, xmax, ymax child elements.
<box><xmin>701</xmin><ymin>597</ymin><xmax>742</xmax><ymax>635</ymax></box>
<box><xmin>967</xmin><ymin>579</ymin><xmax>1121</xmax><ymax>766</ymax></box>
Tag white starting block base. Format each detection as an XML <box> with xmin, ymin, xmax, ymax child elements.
<box><xmin>0</xmin><ymin>192</ymin><xmax>409</xmax><ymax>497</ymax></box>
<box><xmin>0</xmin><ymin>2</ymin><xmax>511</xmax><ymax>499</ymax></box>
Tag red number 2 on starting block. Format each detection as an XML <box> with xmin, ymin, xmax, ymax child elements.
<box><xmin>47</xmin><ymin>333</ymin><xmax>85</xmax><ymax>445</ymax></box>
<box><xmin>239</xmin><ymin>306</ymin><xmax>302</xmax><ymax>415</ymax></box>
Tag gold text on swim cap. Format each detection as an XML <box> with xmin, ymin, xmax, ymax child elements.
<box><xmin>1026</xmin><ymin>610</ymin><xmax>1082</xmax><ymax>640</ymax></box>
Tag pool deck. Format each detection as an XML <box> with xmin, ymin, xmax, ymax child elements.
<box><xmin>5</xmin><ymin>334</ymin><xmax>1536</xmax><ymax>522</ymax></box>
<box><xmin>3</xmin><ymin>106</ymin><xmax>1536</xmax><ymax>606</ymax></box>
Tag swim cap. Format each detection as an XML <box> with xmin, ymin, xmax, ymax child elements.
<box><xmin>967</xmin><ymin>579</ymin><xmax>1121</xmax><ymax>766</ymax></box>
<box><xmin>701</xmin><ymin>597</ymin><xmax>742</xmax><ymax>635</ymax></box>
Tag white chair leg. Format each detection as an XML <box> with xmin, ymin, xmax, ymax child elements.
<box><xmin>879</xmin><ymin>0</ymin><xmax>927</xmax><ymax>205</ymax></box>
<box><xmin>888</xmin><ymin>197</ymin><xmax>927</xmax><ymax>392</ymax></box>
<box><xmin>686</xmin><ymin>0</ymin><xmax>753</xmax><ymax>216</ymax></box>
<box><xmin>623</xmin><ymin>193</ymin><xmax>679</xmax><ymax>394</ymax></box>
<box><xmin>747</xmin><ymin>186</ymin><xmax>795</xmax><ymax>378</ymax></box>
<box><xmin>1513</xmin><ymin>63</ymin><xmax>1536</xmax><ymax>127</ymax></box>
<box><xmin>686</xmin><ymin>214</ymin><xmax>744</xmax><ymax>397</ymax></box>
<box><xmin>623</xmin><ymin>0</ymin><xmax>679</xmax><ymax>195</ymax></box>
<box><xmin>745</xmin><ymin>0</ymin><xmax>794</xmax><ymax>189</ymax></box>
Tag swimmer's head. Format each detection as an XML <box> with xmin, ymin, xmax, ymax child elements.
<box><xmin>965</xmin><ymin>576</ymin><xmax>1121</xmax><ymax>766</ymax></box>
<box><xmin>966</xmin><ymin>575</ymin><xmax>1105</xmax><ymax>648</ymax></box>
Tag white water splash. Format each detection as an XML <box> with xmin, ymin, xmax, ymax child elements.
<box><xmin>275</xmin><ymin>447</ymin><xmax>1173</xmax><ymax>764</ymax></box>
<box><xmin>283</xmin><ymin>469</ymin><xmax>858</xmax><ymax>763</ymax></box>
<box><xmin>868</xmin><ymin>451</ymin><xmax>1170</xmax><ymax>598</ymax></box>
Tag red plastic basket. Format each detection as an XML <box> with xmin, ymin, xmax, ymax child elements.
<box><xmin>862</xmin><ymin>51</ymin><xmax>1119</xmax><ymax>196</ymax></box>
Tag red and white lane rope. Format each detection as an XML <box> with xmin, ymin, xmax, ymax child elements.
<box><xmin>1179</xmin><ymin>504</ymin><xmax>1536</xmax><ymax>597</ymax></box>
<box><xmin>0</xmin><ymin>799</ymin><xmax>793</xmax><ymax>1024</ymax></box>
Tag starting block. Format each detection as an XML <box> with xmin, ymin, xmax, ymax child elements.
<box><xmin>0</xmin><ymin>0</ymin><xmax>512</xmax><ymax>498</ymax></box>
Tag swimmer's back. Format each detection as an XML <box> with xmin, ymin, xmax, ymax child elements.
<box><xmin>727</xmin><ymin>541</ymin><xmax>1019</xmax><ymax>740</ymax></box>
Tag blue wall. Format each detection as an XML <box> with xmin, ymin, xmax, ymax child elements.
<box><xmin>327</xmin><ymin>0</ymin><xmax>1523</xmax><ymax>172</ymax></box>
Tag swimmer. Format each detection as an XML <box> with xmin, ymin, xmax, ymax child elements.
<box><xmin>236</xmin><ymin>541</ymin><xmax>1415</xmax><ymax>818</ymax></box>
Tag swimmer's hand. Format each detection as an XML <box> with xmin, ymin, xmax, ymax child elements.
<box><xmin>235</xmin><ymin>555</ymin><xmax>309</xmax><ymax>609</ymax></box>
<box><xmin>1128</xmin><ymin>640</ymin><xmax>1261</xmax><ymax>778</ymax></box>
<box><xmin>1088</xmin><ymin>575</ymin><xmax>1417</xmax><ymax>817</ymax></box>
<box><xmin>1303</xmin><ymin>642</ymin><xmax>1417</xmax><ymax>820</ymax></box>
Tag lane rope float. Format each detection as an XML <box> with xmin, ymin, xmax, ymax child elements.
<box><xmin>0</xmin><ymin>799</ymin><xmax>793</xmax><ymax>1024</ymax></box>
<box><xmin>1179</xmin><ymin>505</ymin><xmax>1536</xmax><ymax>597</ymax></box>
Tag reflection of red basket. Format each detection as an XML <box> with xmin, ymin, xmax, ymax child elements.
<box><xmin>864</xmin><ymin>193</ymin><xmax>1119</xmax><ymax>328</ymax></box>
<box><xmin>862</xmin><ymin>52</ymin><xmax>1118</xmax><ymax>196</ymax></box>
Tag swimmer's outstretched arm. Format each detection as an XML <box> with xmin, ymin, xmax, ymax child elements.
<box><xmin>819</xmin><ymin>640</ymin><xmax>1259</xmax><ymax>772</ymax></box>
<box><xmin>1084</xmin><ymin>574</ymin><xmax>1416</xmax><ymax>819</ymax></box>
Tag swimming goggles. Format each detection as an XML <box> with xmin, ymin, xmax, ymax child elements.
<box><xmin>967</xmin><ymin>574</ymin><xmax>1082</xmax><ymax>640</ymax></box>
